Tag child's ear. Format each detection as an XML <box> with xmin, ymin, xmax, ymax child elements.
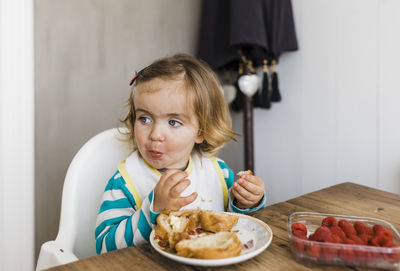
<box><xmin>195</xmin><ymin>136</ymin><xmax>204</xmax><ymax>144</ymax></box>
<box><xmin>195</xmin><ymin>130</ymin><xmax>204</xmax><ymax>144</ymax></box>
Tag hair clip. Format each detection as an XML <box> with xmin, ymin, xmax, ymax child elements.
<box><xmin>129</xmin><ymin>66</ymin><xmax>148</xmax><ymax>86</ymax></box>
<box><xmin>129</xmin><ymin>72</ymin><xmax>139</xmax><ymax>86</ymax></box>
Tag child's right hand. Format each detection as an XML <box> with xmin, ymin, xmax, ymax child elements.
<box><xmin>153</xmin><ymin>169</ymin><xmax>197</xmax><ymax>213</ymax></box>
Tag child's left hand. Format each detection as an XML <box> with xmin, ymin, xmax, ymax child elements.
<box><xmin>232</xmin><ymin>173</ymin><xmax>265</xmax><ymax>209</ymax></box>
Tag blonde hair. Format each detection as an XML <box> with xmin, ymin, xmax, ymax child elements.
<box><xmin>121</xmin><ymin>53</ymin><xmax>236</xmax><ymax>156</ymax></box>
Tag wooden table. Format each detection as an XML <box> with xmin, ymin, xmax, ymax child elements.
<box><xmin>47</xmin><ymin>182</ymin><xmax>400</xmax><ymax>270</ymax></box>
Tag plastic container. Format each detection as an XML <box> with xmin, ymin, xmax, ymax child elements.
<box><xmin>287</xmin><ymin>212</ymin><xmax>400</xmax><ymax>270</ymax></box>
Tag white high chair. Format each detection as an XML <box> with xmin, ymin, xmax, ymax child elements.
<box><xmin>36</xmin><ymin>128</ymin><xmax>132</xmax><ymax>270</ymax></box>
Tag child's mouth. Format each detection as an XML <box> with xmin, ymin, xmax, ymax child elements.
<box><xmin>149</xmin><ymin>151</ymin><xmax>163</xmax><ymax>159</ymax></box>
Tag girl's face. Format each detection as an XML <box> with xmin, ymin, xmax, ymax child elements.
<box><xmin>133</xmin><ymin>78</ymin><xmax>203</xmax><ymax>169</ymax></box>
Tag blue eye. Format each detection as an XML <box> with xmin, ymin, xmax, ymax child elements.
<box><xmin>138</xmin><ymin>116</ymin><xmax>151</xmax><ymax>124</ymax></box>
<box><xmin>168</xmin><ymin>119</ymin><xmax>182</xmax><ymax>127</ymax></box>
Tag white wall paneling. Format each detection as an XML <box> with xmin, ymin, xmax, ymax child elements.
<box><xmin>0</xmin><ymin>0</ymin><xmax>35</xmax><ymax>270</ymax></box>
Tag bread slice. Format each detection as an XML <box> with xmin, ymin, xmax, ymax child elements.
<box><xmin>175</xmin><ymin>231</ymin><xmax>242</xmax><ymax>259</ymax></box>
<box><xmin>199</xmin><ymin>210</ymin><xmax>239</xmax><ymax>233</ymax></box>
<box><xmin>237</xmin><ymin>170</ymin><xmax>253</xmax><ymax>176</ymax></box>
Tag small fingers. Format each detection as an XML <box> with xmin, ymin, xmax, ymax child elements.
<box><xmin>236</xmin><ymin>178</ymin><xmax>264</xmax><ymax>196</ymax></box>
<box><xmin>178</xmin><ymin>192</ymin><xmax>198</xmax><ymax>207</ymax></box>
<box><xmin>160</xmin><ymin>169</ymin><xmax>188</xmax><ymax>190</ymax></box>
<box><xmin>232</xmin><ymin>182</ymin><xmax>258</xmax><ymax>203</ymax></box>
<box><xmin>231</xmin><ymin>187</ymin><xmax>253</xmax><ymax>206</ymax></box>
<box><xmin>239</xmin><ymin>174</ymin><xmax>265</xmax><ymax>188</ymax></box>
<box><xmin>170</xmin><ymin>178</ymin><xmax>191</xmax><ymax>197</ymax></box>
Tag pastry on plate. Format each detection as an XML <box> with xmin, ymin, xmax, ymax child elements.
<box><xmin>199</xmin><ymin>210</ymin><xmax>239</xmax><ymax>233</ymax></box>
<box><xmin>175</xmin><ymin>231</ymin><xmax>242</xmax><ymax>259</ymax></box>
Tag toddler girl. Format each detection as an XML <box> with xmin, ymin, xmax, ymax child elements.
<box><xmin>95</xmin><ymin>53</ymin><xmax>266</xmax><ymax>254</ymax></box>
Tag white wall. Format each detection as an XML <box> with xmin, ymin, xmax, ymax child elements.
<box><xmin>240</xmin><ymin>0</ymin><xmax>400</xmax><ymax>205</ymax></box>
<box><xmin>0</xmin><ymin>0</ymin><xmax>34</xmax><ymax>270</ymax></box>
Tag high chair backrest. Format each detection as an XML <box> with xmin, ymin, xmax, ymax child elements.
<box><xmin>56</xmin><ymin>128</ymin><xmax>132</xmax><ymax>259</ymax></box>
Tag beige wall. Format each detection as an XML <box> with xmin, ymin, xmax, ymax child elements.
<box><xmin>34</xmin><ymin>0</ymin><xmax>202</xmax><ymax>258</ymax></box>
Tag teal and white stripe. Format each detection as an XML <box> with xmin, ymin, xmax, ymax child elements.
<box><xmin>95</xmin><ymin>171</ymin><xmax>158</xmax><ymax>254</ymax></box>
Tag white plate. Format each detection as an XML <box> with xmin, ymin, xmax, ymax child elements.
<box><xmin>150</xmin><ymin>213</ymin><xmax>273</xmax><ymax>267</ymax></box>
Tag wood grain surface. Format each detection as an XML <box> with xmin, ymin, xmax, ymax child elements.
<box><xmin>46</xmin><ymin>182</ymin><xmax>400</xmax><ymax>271</ymax></box>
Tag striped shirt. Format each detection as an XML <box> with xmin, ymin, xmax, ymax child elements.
<box><xmin>95</xmin><ymin>151</ymin><xmax>266</xmax><ymax>254</ymax></box>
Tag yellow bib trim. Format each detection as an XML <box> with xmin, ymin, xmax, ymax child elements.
<box><xmin>210</xmin><ymin>156</ymin><xmax>228</xmax><ymax>210</ymax></box>
<box><xmin>118</xmin><ymin>160</ymin><xmax>142</xmax><ymax>209</ymax></box>
<box><xmin>143</xmin><ymin>159</ymin><xmax>161</xmax><ymax>177</ymax></box>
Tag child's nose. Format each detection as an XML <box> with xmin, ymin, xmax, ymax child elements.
<box><xmin>150</xmin><ymin>124</ymin><xmax>165</xmax><ymax>141</ymax></box>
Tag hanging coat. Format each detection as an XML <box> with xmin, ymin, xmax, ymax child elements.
<box><xmin>198</xmin><ymin>0</ymin><xmax>298</xmax><ymax>110</ymax></box>
<box><xmin>198</xmin><ymin>0</ymin><xmax>298</xmax><ymax>69</ymax></box>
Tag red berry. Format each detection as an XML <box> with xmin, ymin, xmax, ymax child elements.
<box><xmin>321</xmin><ymin>245</ymin><xmax>338</xmax><ymax>261</ymax></box>
<box><xmin>321</xmin><ymin>217</ymin><xmax>338</xmax><ymax>228</ymax></box>
<box><xmin>293</xmin><ymin>237</ymin><xmax>307</xmax><ymax>252</ymax></box>
<box><xmin>370</xmin><ymin>234</ymin><xmax>391</xmax><ymax>247</ymax></box>
<box><xmin>293</xmin><ymin>229</ymin><xmax>307</xmax><ymax>238</ymax></box>
<box><xmin>339</xmin><ymin>220</ymin><xmax>357</xmax><ymax>237</ymax></box>
<box><xmin>331</xmin><ymin>234</ymin><xmax>343</xmax><ymax>244</ymax></box>
<box><xmin>330</xmin><ymin>226</ymin><xmax>346</xmax><ymax>241</ymax></box>
<box><xmin>358</xmin><ymin>233</ymin><xmax>372</xmax><ymax>245</ymax></box>
<box><xmin>348</xmin><ymin>234</ymin><xmax>364</xmax><ymax>245</ymax></box>
<box><xmin>353</xmin><ymin>247</ymin><xmax>370</xmax><ymax>263</ymax></box>
<box><xmin>382</xmin><ymin>242</ymin><xmax>400</xmax><ymax>263</ymax></box>
<box><xmin>313</xmin><ymin>226</ymin><xmax>333</xmax><ymax>243</ymax></box>
<box><xmin>339</xmin><ymin>247</ymin><xmax>355</xmax><ymax>263</ymax></box>
<box><xmin>344</xmin><ymin>238</ymin><xmax>356</xmax><ymax>245</ymax></box>
<box><xmin>373</xmin><ymin>224</ymin><xmax>384</xmax><ymax>235</ymax></box>
<box><xmin>291</xmin><ymin>222</ymin><xmax>307</xmax><ymax>236</ymax></box>
<box><xmin>375</xmin><ymin>228</ymin><xmax>393</xmax><ymax>242</ymax></box>
<box><xmin>354</xmin><ymin>221</ymin><xmax>373</xmax><ymax>235</ymax></box>
<box><xmin>306</xmin><ymin>242</ymin><xmax>320</xmax><ymax>260</ymax></box>
<box><xmin>338</xmin><ymin>219</ymin><xmax>352</xmax><ymax>228</ymax></box>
